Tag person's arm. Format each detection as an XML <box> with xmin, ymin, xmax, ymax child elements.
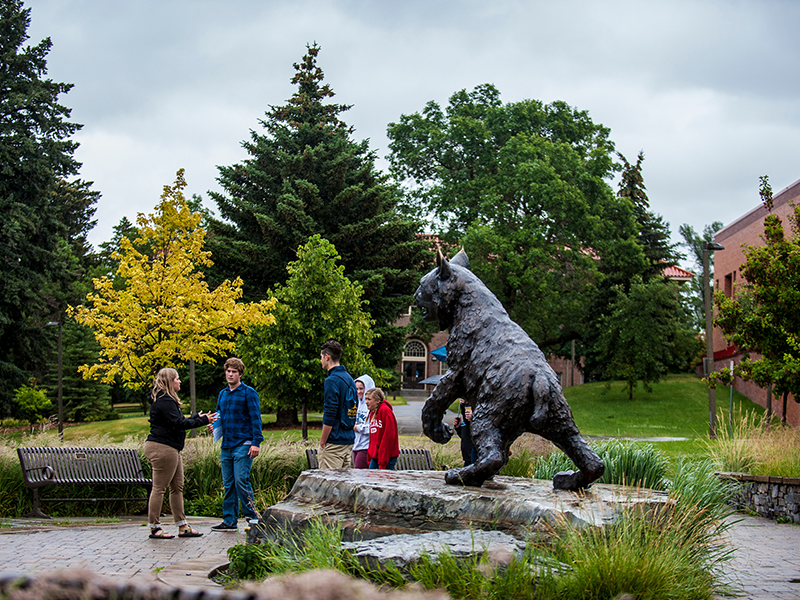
<box><xmin>161</xmin><ymin>397</ymin><xmax>209</xmax><ymax>430</ymax></box>
<box><xmin>374</xmin><ymin>408</ymin><xmax>389</xmax><ymax>468</ymax></box>
<box><xmin>320</xmin><ymin>377</ymin><xmax>337</xmax><ymax>448</ymax></box>
<box><xmin>379</xmin><ymin>405</ymin><xmax>399</xmax><ymax>469</ymax></box>
<box><xmin>320</xmin><ymin>424</ymin><xmax>332</xmax><ymax>449</ymax></box>
<box><xmin>246</xmin><ymin>387</ymin><xmax>262</xmax><ymax>458</ymax></box>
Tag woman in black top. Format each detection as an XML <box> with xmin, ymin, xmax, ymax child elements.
<box><xmin>144</xmin><ymin>367</ymin><xmax>217</xmax><ymax>539</ymax></box>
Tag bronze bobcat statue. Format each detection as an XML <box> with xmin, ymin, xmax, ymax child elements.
<box><xmin>415</xmin><ymin>249</ymin><xmax>604</xmax><ymax>491</ymax></box>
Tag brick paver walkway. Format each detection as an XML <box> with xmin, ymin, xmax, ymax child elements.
<box><xmin>0</xmin><ymin>516</ymin><xmax>236</xmax><ymax>583</ymax></box>
<box><xmin>721</xmin><ymin>515</ymin><xmax>800</xmax><ymax>599</ymax></box>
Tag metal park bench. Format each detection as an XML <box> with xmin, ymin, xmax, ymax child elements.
<box><xmin>305</xmin><ymin>447</ymin><xmax>434</xmax><ymax>470</ymax></box>
<box><xmin>17</xmin><ymin>447</ymin><xmax>153</xmax><ymax>519</ymax></box>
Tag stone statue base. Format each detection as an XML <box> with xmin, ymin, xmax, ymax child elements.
<box><xmin>252</xmin><ymin>469</ymin><xmax>670</xmax><ymax>544</ymax></box>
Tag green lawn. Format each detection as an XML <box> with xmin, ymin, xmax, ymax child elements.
<box><xmin>565</xmin><ymin>374</ymin><xmax>765</xmax><ymax>461</ymax></box>
<box><xmin>565</xmin><ymin>373</ymin><xmax>762</xmax><ymax>438</ymax></box>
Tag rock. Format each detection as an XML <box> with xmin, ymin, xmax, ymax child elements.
<box><xmin>251</xmin><ymin>469</ymin><xmax>671</xmax><ymax>544</ymax></box>
<box><xmin>341</xmin><ymin>529</ymin><xmax>525</xmax><ymax>572</ymax></box>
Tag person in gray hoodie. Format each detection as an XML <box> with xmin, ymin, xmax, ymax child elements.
<box><xmin>352</xmin><ymin>374</ymin><xmax>375</xmax><ymax>469</ymax></box>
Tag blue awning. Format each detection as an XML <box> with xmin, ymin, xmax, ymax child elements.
<box><xmin>430</xmin><ymin>346</ymin><xmax>447</xmax><ymax>361</ymax></box>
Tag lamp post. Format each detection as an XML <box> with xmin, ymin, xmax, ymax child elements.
<box><xmin>46</xmin><ymin>320</ymin><xmax>63</xmax><ymax>440</ymax></box>
<box><xmin>703</xmin><ymin>241</ymin><xmax>725</xmax><ymax>439</ymax></box>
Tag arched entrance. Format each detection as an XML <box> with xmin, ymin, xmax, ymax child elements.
<box><xmin>402</xmin><ymin>340</ymin><xmax>427</xmax><ymax>390</ymax></box>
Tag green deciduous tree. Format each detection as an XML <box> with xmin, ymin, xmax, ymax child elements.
<box><xmin>711</xmin><ymin>176</ymin><xmax>800</xmax><ymax>416</ymax></box>
<box><xmin>0</xmin><ymin>0</ymin><xmax>98</xmax><ymax>416</ymax></box>
<box><xmin>71</xmin><ymin>170</ymin><xmax>275</xmax><ymax>392</ymax></box>
<box><xmin>388</xmin><ymin>84</ymin><xmax>646</xmax><ymax>350</ymax></box>
<box><xmin>208</xmin><ymin>44</ymin><xmax>428</xmax><ymax>372</ymax></box>
<box><xmin>598</xmin><ymin>277</ymin><xmax>699</xmax><ymax>399</ymax></box>
<box><xmin>238</xmin><ymin>235</ymin><xmax>382</xmax><ymax>437</ymax></box>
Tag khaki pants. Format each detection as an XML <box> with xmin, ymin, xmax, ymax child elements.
<box><xmin>319</xmin><ymin>443</ymin><xmax>353</xmax><ymax>469</ymax></box>
<box><xmin>144</xmin><ymin>441</ymin><xmax>186</xmax><ymax>529</ymax></box>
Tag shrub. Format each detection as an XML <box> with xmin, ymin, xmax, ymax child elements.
<box><xmin>13</xmin><ymin>380</ymin><xmax>52</xmax><ymax>424</ymax></box>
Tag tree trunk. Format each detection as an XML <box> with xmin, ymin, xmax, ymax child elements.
<box><xmin>302</xmin><ymin>400</ymin><xmax>308</xmax><ymax>441</ymax></box>
<box><xmin>782</xmin><ymin>391</ymin><xmax>788</xmax><ymax>425</ymax></box>
<box><xmin>275</xmin><ymin>408</ymin><xmax>299</xmax><ymax>427</ymax></box>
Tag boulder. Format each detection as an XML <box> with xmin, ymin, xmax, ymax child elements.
<box><xmin>251</xmin><ymin>469</ymin><xmax>670</xmax><ymax>544</ymax></box>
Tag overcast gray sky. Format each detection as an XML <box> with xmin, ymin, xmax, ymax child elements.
<box><xmin>23</xmin><ymin>0</ymin><xmax>800</xmax><ymax>267</ymax></box>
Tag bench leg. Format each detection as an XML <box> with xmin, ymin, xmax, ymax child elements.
<box><xmin>24</xmin><ymin>489</ymin><xmax>51</xmax><ymax>519</ymax></box>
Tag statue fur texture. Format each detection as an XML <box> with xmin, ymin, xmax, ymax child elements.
<box><xmin>415</xmin><ymin>249</ymin><xmax>604</xmax><ymax>491</ymax></box>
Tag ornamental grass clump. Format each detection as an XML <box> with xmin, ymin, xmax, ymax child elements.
<box><xmin>499</xmin><ymin>434</ymin><xmax>554</xmax><ymax>478</ymax></box>
<box><xmin>182</xmin><ymin>433</ymin><xmax>307</xmax><ymax>515</ymax></box>
<box><xmin>710</xmin><ymin>411</ymin><xmax>800</xmax><ymax>477</ymax></box>
<box><xmin>532</xmin><ymin>439</ymin><xmax>669</xmax><ymax>490</ymax></box>
<box><xmin>540</xmin><ymin>501</ymin><xmax>732</xmax><ymax>600</ymax></box>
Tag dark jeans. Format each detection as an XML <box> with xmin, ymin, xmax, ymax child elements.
<box><xmin>368</xmin><ymin>457</ymin><xmax>397</xmax><ymax>470</ymax></box>
<box><xmin>220</xmin><ymin>444</ymin><xmax>257</xmax><ymax>524</ymax></box>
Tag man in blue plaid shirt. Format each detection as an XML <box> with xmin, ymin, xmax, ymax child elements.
<box><xmin>210</xmin><ymin>357</ymin><xmax>263</xmax><ymax>531</ymax></box>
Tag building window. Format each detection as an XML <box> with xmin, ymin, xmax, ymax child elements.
<box><xmin>724</xmin><ymin>273</ymin><xmax>733</xmax><ymax>298</ymax></box>
<box><xmin>403</xmin><ymin>340</ymin><xmax>426</xmax><ymax>359</ymax></box>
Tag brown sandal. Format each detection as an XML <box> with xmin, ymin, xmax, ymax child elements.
<box><xmin>178</xmin><ymin>528</ymin><xmax>203</xmax><ymax>538</ymax></box>
<box><xmin>149</xmin><ymin>528</ymin><xmax>175</xmax><ymax>539</ymax></box>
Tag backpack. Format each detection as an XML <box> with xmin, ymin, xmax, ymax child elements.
<box><xmin>333</xmin><ymin>373</ymin><xmax>358</xmax><ymax>431</ymax></box>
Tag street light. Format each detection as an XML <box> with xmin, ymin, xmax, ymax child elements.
<box><xmin>703</xmin><ymin>241</ymin><xmax>725</xmax><ymax>439</ymax></box>
<box><xmin>46</xmin><ymin>320</ymin><xmax>63</xmax><ymax>441</ymax></box>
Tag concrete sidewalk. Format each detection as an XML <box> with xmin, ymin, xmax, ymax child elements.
<box><xmin>2</xmin><ymin>512</ymin><xmax>800</xmax><ymax>597</ymax></box>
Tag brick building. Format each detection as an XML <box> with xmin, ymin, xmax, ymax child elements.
<box><xmin>712</xmin><ymin>177</ymin><xmax>800</xmax><ymax>426</ymax></box>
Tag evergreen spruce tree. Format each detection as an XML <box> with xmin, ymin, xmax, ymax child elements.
<box><xmin>0</xmin><ymin>1</ymin><xmax>98</xmax><ymax>416</ymax></box>
<box><xmin>617</xmin><ymin>151</ymin><xmax>681</xmax><ymax>279</ymax></box>
<box><xmin>208</xmin><ymin>44</ymin><xmax>428</xmax><ymax>371</ymax></box>
<box><xmin>44</xmin><ymin>318</ymin><xmax>111</xmax><ymax>422</ymax></box>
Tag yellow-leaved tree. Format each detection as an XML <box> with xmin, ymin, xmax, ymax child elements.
<box><xmin>70</xmin><ymin>169</ymin><xmax>275</xmax><ymax>390</ymax></box>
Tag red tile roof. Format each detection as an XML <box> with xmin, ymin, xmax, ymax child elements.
<box><xmin>663</xmin><ymin>265</ymin><xmax>695</xmax><ymax>280</ymax></box>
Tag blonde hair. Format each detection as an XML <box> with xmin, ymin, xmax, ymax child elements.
<box><xmin>151</xmin><ymin>368</ymin><xmax>181</xmax><ymax>404</ymax></box>
<box><xmin>365</xmin><ymin>387</ymin><xmax>385</xmax><ymax>409</ymax></box>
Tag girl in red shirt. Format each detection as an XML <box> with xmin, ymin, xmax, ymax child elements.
<box><xmin>365</xmin><ymin>387</ymin><xmax>399</xmax><ymax>470</ymax></box>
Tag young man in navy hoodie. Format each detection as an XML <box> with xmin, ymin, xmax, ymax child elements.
<box><xmin>318</xmin><ymin>340</ymin><xmax>356</xmax><ymax>469</ymax></box>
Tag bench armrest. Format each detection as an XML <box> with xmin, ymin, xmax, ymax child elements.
<box><xmin>22</xmin><ymin>465</ymin><xmax>54</xmax><ymax>480</ymax></box>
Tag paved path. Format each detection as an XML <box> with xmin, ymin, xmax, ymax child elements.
<box><xmin>2</xmin><ymin>513</ymin><xmax>800</xmax><ymax>597</ymax></box>
<box><xmin>721</xmin><ymin>516</ymin><xmax>800</xmax><ymax>599</ymax></box>
<box><xmin>393</xmin><ymin>399</ymin><xmax>458</xmax><ymax>436</ymax></box>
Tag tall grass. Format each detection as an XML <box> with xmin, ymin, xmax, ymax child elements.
<box><xmin>0</xmin><ymin>431</ymin><xmax>310</xmax><ymax>518</ymax></box>
<box><xmin>709</xmin><ymin>411</ymin><xmax>800</xmax><ymax>476</ymax></box>
<box><xmin>499</xmin><ymin>434</ymin><xmax>554</xmax><ymax>478</ymax></box>
<box><xmin>227</xmin><ymin>503</ymin><xmax>733</xmax><ymax>600</ymax></box>
<box><xmin>541</xmin><ymin>500</ymin><xmax>732</xmax><ymax>599</ymax></box>
<box><xmin>532</xmin><ymin>439</ymin><xmax>670</xmax><ymax>490</ymax></box>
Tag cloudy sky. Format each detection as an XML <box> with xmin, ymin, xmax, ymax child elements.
<box><xmin>23</xmin><ymin>0</ymin><xmax>800</xmax><ymax>268</ymax></box>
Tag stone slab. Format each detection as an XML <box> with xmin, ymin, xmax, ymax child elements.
<box><xmin>255</xmin><ymin>469</ymin><xmax>670</xmax><ymax>542</ymax></box>
<box><xmin>341</xmin><ymin>529</ymin><xmax>525</xmax><ymax>571</ymax></box>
